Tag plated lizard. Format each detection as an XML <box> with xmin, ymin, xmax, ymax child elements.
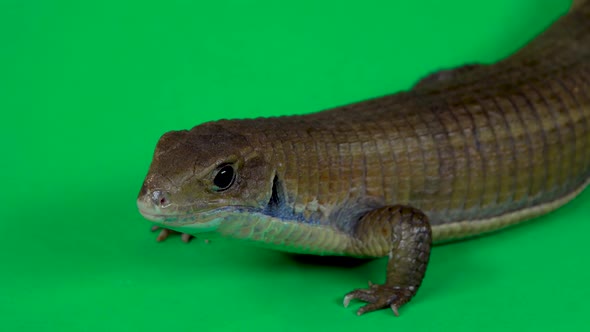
<box><xmin>137</xmin><ymin>0</ymin><xmax>590</xmax><ymax>316</ymax></box>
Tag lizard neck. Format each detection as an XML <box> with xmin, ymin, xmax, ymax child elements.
<box><xmin>216</xmin><ymin>211</ymin><xmax>359</xmax><ymax>256</ymax></box>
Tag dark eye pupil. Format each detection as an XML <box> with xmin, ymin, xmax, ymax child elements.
<box><xmin>213</xmin><ymin>165</ymin><xmax>235</xmax><ymax>191</ymax></box>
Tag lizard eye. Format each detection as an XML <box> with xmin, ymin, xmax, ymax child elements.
<box><xmin>213</xmin><ymin>164</ymin><xmax>236</xmax><ymax>192</ymax></box>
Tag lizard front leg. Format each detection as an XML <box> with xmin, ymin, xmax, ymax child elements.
<box><xmin>344</xmin><ymin>205</ymin><xmax>432</xmax><ymax>316</ymax></box>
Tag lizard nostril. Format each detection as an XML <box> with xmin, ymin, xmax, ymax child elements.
<box><xmin>151</xmin><ymin>190</ymin><xmax>170</xmax><ymax>208</ymax></box>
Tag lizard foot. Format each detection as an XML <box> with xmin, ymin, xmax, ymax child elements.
<box><xmin>151</xmin><ymin>225</ymin><xmax>193</xmax><ymax>243</ymax></box>
<box><xmin>343</xmin><ymin>281</ymin><xmax>415</xmax><ymax>316</ymax></box>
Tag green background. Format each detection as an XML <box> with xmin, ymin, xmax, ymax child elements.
<box><xmin>2</xmin><ymin>0</ymin><xmax>588</xmax><ymax>331</ymax></box>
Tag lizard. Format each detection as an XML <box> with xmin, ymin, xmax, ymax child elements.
<box><xmin>137</xmin><ymin>0</ymin><xmax>590</xmax><ymax>316</ymax></box>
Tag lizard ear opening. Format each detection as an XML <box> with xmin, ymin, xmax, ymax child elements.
<box><xmin>266</xmin><ymin>174</ymin><xmax>284</xmax><ymax>213</ymax></box>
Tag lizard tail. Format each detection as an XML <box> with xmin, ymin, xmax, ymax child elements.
<box><xmin>571</xmin><ymin>0</ymin><xmax>589</xmax><ymax>12</ymax></box>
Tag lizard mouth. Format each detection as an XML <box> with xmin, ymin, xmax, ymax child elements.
<box><xmin>137</xmin><ymin>199</ymin><xmax>244</xmax><ymax>231</ymax></box>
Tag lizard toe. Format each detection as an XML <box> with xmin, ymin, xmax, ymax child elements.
<box><xmin>151</xmin><ymin>226</ymin><xmax>194</xmax><ymax>243</ymax></box>
<box><xmin>344</xmin><ymin>284</ymin><xmax>415</xmax><ymax>316</ymax></box>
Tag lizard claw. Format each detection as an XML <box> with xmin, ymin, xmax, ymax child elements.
<box><xmin>343</xmin><ymin>288</ymin><xmax>377</xmax><ymax>308</ymax></box>
<box><xmin>343</xmin><ymin>283</ymin><xmax>415</xmax><ymax>316</ymax></box>
<box><xmin>181</xmin><ymin>233</ymin><xmax>192</xmax><ymax>243</ymax></box>
<box><xmin>151</xmin><ymin>226</ymin><xmax>194</xmax><ymax>243</ymax></box>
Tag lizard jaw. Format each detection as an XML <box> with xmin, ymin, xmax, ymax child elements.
<box><xmin>137</xmin><ymin>199</ymin><xmax>231</xmax><ymax>232</ymax></box>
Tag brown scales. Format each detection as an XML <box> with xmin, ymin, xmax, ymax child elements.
<box><xmin>138</xmin><ymin>1</ymin><xmax>590</xmax><ymax>316</ymax></box>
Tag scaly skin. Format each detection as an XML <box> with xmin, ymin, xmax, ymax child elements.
<box><xmin>137</xmin><ymin>2</ymin><xmax>590</xmax><ymax>316</ymax></box>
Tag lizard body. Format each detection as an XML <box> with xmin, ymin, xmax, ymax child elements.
<box><xmin>138</xmin><ymin>1</ymin><xmax>590</xmax><ymax>316</ymax></box>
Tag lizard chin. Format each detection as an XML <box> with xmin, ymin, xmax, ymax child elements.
<box><xmin>137</xmin><ymin>199</ymin><xmax>239</xmax><ymax>232</ymax></box>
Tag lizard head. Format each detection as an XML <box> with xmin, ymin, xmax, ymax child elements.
<box><xmin>137</xmin><ymin>122</ymin><xmax>275</xmax><ymax>233</ymax></box>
